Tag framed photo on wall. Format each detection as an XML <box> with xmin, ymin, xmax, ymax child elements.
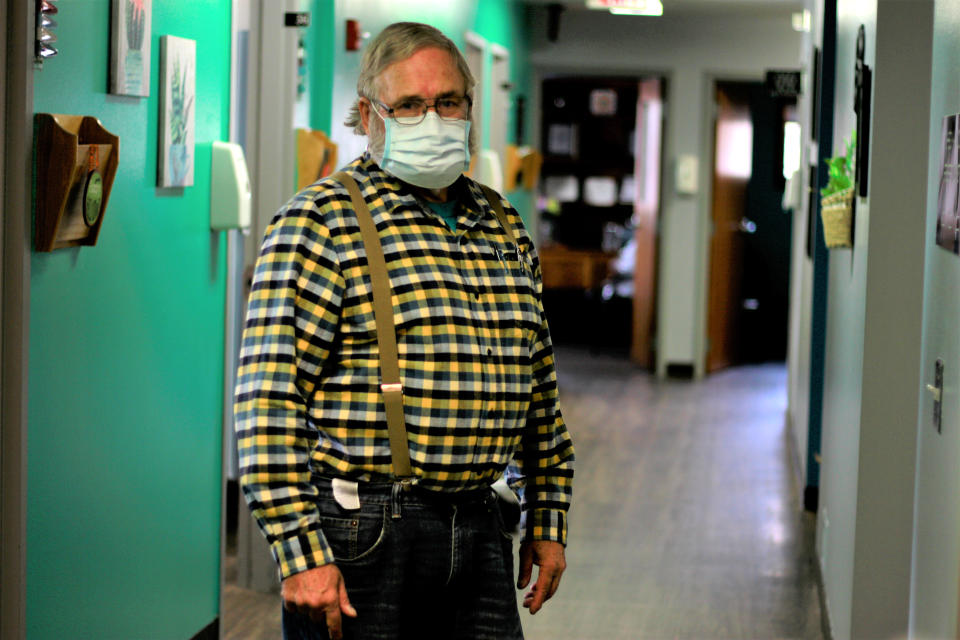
<box><xmin>158</xmin><ymin>35</ymin><xmax>195</xmax><ymax>188</ymax></box>
<box><xmin>109</xmin><ymin>0</ymin><xmax>151</xmax><ymax>97</ymax></box>
<box><xmin>936</xmin><ymin>114</ymin><xmax>959</xmax><ymax>254</ymax></box>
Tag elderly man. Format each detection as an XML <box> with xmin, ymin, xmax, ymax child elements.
<box><xmin>235</xmin><ymin>21</ymin><xmax>574</xmax><ymax>640</ymax></box>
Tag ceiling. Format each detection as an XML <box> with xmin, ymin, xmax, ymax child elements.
<box><xmin>520</xmin><ymin>0</ymin><xmax>804</xmax><ymax>16</ymax></box>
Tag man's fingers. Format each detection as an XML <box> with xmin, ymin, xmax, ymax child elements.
<box><xmin>521</xmin><ymin>547</ymin><xmax>566</xmax><ymax>615</ymax></box>
<box><xmin>517</xmin><ymin>545</ymin><xmax>534</xmax><ymax>589</ymax></box>
<box><xmin>325</xmin><ymin>605</ymin><xmax>343</xmax><ymax>640</ymax></box>
<box><xmin>281</xmin><ymin>564</ymin><xmax>355</xmax><ymax>634</ymax></box>
<box><xmin>339</xmin><ymin>580</ymin><xmax>358</xmax><ymax>618</ymax></box>
<box><xmin>528</xmin><ymin>565</ymin><xmax>553</xmax><ymax>614</ymax></box>
<box><xmin>546</xmin><ymin>565</ymin><xmax>563</xmax><ymax>599</ymax></box>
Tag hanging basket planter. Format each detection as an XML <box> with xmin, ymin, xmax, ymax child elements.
<box><xmin>820</xmin><ymin>187</ymin><xmax>854</xmax><ymax>249</ymax></box>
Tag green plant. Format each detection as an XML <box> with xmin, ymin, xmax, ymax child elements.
<box><xmin>169</xmin><ymin>56</ymin><xmax>193</xmax><ymax>146</ymax></box>
<box><xmin>821</xmin><ymin>130</ymin><xmax>856</xmax><ymax>197</ymax></box>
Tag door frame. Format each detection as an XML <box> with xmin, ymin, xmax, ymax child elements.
<box><xmin>631</xmin><ymin>77</ymin><xmax>665</xmax><ymax>368</ymax></box>
<box><xmin>464</xmin><ymin>31</ymin><xmax>486</xmax><ymax>154</ymax></box>
<box><xmin>226</xmin><ymin>0</ymin><xmax>299</xmax><ymax>600</ymax></box>
<box><xmin>488</xmin><ymin>42</ymin><xmax>510</xmax><ymax>165</ymax></box>
<box><xmin>2</xmin><ymin>1</ymin><xmax>34</xmax><ymax>638</ymax></box>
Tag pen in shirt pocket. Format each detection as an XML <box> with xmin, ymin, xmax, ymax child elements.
<box><xmin>514</xmin><ymin>245</ymin><xmax>532</xmax><ymax>275</ymax></box>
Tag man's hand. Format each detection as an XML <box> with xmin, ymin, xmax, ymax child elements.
<box><xmin>281</xmin><ymin>564</ymin><xmax>357</xmax><ymax>639</ymax></box>
<box><xmin>517</xmin><ymin>540</ymin><xmax>566</xmax><ymax>615</ymax></box>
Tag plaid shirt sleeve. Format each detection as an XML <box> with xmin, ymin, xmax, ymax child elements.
<box><xmin>498</xmin><ymin>201</ymin><xmax>575</xmax><ymax>547</ymax></box>
<box><xmin>234</xmin><ymin>192</ymin><xmax>343</xmax><ymax>578</ymax></box>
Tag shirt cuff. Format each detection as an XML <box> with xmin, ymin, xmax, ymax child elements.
<box><xmin>522</xmin><ymin>507</ymin><xmax>568</xmax><ymax>546</ymax></box>
<box><xmin>271</xmin><ymin>527</ymin><xmax>336</xmax><ymax>580</ymax></box>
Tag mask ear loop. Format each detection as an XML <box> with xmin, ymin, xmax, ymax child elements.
<box><xmin>367</xmin><ymin>97</ymin><xmax>392</xmax><ymax>159</ymax></box>
<box><xmin>383</xmin><ymin>116</ymin><xmax>393</xmax><ymax>158</ymax></box>
<box><xmin>462</xmin><ymin>120</ymin><xmax>472</xmax><ymax>169</ymax></box>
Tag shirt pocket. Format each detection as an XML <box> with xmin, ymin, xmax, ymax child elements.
<box><xmin>487</xmin><ymin>243</ymin><xmax>541</xmax><ymax>358</ymax></box>
<box><xmin>492</xmin><ymin>243</ymin><xmax>540</xmax><ymax>320</ymax></box>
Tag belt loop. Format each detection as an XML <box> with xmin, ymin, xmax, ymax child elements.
<box><xmin>391</xmin><ymin>481</ymin><xmax>403</xmax><ymax>519</ymax></box>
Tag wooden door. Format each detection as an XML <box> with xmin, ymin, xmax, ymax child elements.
<box><xmin>630</xmin><ymin>78</ymin><xmax>663</xmax><ymax>368</ymax></box>
<box><xmin>707</xmin><ymin>83</ymin><xmax>752</xmax><ymax>372</ymax></box>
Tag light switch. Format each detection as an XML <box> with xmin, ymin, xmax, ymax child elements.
<box><xmin>675</xmin><ymin>154</ymin><xmax>698</xmax><ymax>195</ymax></box>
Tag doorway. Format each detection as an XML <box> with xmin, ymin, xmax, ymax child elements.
<box><xmin>707</xmin><ymin>81</ymin><xmax>794</xmax><ymax>372</ymax></box>
<box><xmin>537</xmin><ymin>75</ymin><xmax>664</xmax><ymax>367</ymax></box>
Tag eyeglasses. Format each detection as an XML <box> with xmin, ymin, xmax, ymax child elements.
<box><xmin>372</xmin><ymin>95</ymin><xmax>472</xmax><ymax>125</ymax></box>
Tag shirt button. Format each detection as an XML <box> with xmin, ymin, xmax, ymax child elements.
<box><xmin>486</xmin><ymin>348</ymin><xmax>493</xmax><ymax>356</ymax></box>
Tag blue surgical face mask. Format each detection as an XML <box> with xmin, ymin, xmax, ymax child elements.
<box><xmin>373</xmin><ymin>110</ymin><xmax>471</xmax><ymax>189</ymax></box>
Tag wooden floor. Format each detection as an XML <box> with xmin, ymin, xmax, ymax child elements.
<box><xmin>222</xmin><ymin>346</ymin><xmax>823</xmax><ymax>640</ymax></box>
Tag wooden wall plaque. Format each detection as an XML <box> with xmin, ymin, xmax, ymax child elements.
<box><xmin>35</xmin><ymin>113</ymin><xmax>119</xmax><ymax>252</ymax></box>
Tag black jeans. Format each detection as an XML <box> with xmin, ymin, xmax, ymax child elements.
<box><xmin>282</xmin><ymin>479</ymin><xmax>524</xmax><ymax>640</ymax></box>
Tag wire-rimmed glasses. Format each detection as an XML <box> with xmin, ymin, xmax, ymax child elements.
<box><xmin>372</xmin><ymin>95</ymin><xmax>472</xmax><ymax>125</ymax></box>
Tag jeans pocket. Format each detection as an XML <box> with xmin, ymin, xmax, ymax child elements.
<box><xmin>319</xmin><ymin>507</ymin><xmax>388</xmax><ymax>563</ymax></box>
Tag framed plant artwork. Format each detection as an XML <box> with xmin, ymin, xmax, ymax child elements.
<box><xmin>158</xmin><ymin>35</ymin><xmax>195</xmax><ymax>187</ymax></box>
<box><xmin>109</xmin><ymin>0</ymin><xmax>151</xmax><ymax>96</ymax></box>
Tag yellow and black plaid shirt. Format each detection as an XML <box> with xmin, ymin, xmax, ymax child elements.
<box><xmin>235</xmin><ymin>155</ymin><xmax>574</xmax><ymax>578</ymax></box>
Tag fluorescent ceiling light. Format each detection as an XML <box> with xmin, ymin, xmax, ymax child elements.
<box><xmin>586</xmin><ymin>0</ymin><xmax>663</xmax><ymax>16</ymax></box>
<box><xmin>610</xmin><ymin>3</ymin><xmax>663</xmax><ymax>16</ymax></box>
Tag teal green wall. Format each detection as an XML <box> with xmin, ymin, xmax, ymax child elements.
<box><xmin>481</xmin><ymin>1</ymin><xmax>535</xmax><ymax>224</ymax></box>
<box><xmin>308</xmin><ymin>0</ymin><xmax>336</xmax><ymax>133</ymax></box>
<box><xmin>28</xmin><ymin>1</ymin><xmax>230</xmax><ymax>638</ymax></box>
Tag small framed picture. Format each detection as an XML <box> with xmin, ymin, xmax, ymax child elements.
<box><xmin>109</xmin><ymin>0</ymin><xmax>151</xmax><ymax>97</ymax></box>
<box><xmin>936</xmin><ymin>115</ymin><xmax>959</xmax><ymax>254</ymax></box>
<box><xmin>158</xmin><ymin>35</ymin><xmax>196</xmax><ymax>187</ymax></box>
<box><xmin>548</xmin><ymin>124</ymin><xmax>578</xmax><ymax>157</ymax></box>
<box><xmin>589</xmin><ymin>89</ymin><xmax>618</xmax><ymax>116</ymax></box>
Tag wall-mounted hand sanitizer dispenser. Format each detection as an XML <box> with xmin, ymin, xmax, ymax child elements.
<box><xmin>211</xmin><ymin>141</ymin><xmax>252</xmax><ymax>232</ymax></box>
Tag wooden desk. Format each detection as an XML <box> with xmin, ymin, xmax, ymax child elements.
<box><xmin>538</xmin><ymin>246</ymin><xmax>616</xmax><ymax>290</ymax></box>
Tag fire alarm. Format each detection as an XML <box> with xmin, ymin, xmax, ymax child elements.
<box><xmin>346</xmin><ymin>20</ymin><xmax>361</xmax><ymax>51</ymax></box>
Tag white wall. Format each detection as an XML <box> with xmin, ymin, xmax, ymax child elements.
<box><xmin>912</xmin><ymin>1</ymin><xmax>960</xmax><ymax>637</ymax></box>
<box><xmin>815</xmin><ymin>7</ymin><xmax>873</xmax><ymax>638</ymax></box>
<box><xmin>527</xmin><ymin>7</ymin><xmax>803</xmax><ymax>376</ymax></box>
<box><xmin>816</xmin><ymin>1</ymin><xmax>933</xmax><ymax>638</ymax></box>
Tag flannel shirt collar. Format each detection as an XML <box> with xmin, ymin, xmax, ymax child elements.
<box><xmin>354</xmin><ymin>154</ymin><xmax>504</xmax><ymax>237</ymax></box>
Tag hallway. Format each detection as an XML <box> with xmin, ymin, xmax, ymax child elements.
<box><xmin>522</xmin><ymin>347</ymin><xmax>822</xmax><ymax>639</ymax></box>
<box><xmin>224</xmin><ymin>347</ymin><xmax>823</xmax><ymax>639</ymax></box>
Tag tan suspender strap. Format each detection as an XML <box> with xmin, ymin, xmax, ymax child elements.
<box><xmin>333</xmin><ymin>172</ymin><xmax>414</xmax><ymax>479</ymax></box>
<box><xmin>480</xmin><ymin>184</ymin><xmax>517</xmax><ymax>246</ymax></box>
